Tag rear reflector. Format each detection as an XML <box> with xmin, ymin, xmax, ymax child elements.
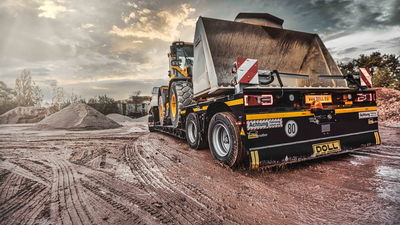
<box><xmin>354</xmin><ymin>93</ymin><xmax>374</xmax><ymax>102</ymax></box>
<box><xmin>244</xmin><ymin>95</ymin><xmax>273</xmax><ymax>106</ymax></box>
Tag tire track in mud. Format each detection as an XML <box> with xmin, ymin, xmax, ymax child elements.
<box><xmin>0</xmin><ymin>172</ymin><xmax>17</xmax><ymax>204</ymax></box>
<box><xmin>7</xmin><ymin>187</ymin><xmax>50</xmax><ymax>225</ymax></box>
<box><xmin>10</xmin><ymin>159</ymin><xmax>52</xmax><ymax>184</ymax></box>
<box><xmin>124</xmin><ymin>134</ymin><xmax>232</xmax><ymax>225</ymax></box>
<box><xmin>0</xmin><ymin>178</ymin><xmax>37</xmax><ymax>211</ymax></box>
<box><xmin>83</xmin><ymin>173</ymin><xmax>175</xmax><ymax>224</ymax></box>
<box><xmin>80</xmin><ymin>180</ymin><xmax>144</xmax><ymax>224</ymax></box>
<box><xmin>125</xmin><ymin>144</ymin><xmax>198</xmax><ymax>224</ymax></box>
<box><xmin>0</xmin><ymin>178</ymin><xmax>47</xmax><ymax>224</ymax></box>
<box><xmin>136</xmin><ymin>134</ymin><xmax>244</xmax><ymax>224</ymax></box>
<box><xmin>50</xmin><ymin>158</ymin><xmax>93</xmax><ymax>225</ymax></box>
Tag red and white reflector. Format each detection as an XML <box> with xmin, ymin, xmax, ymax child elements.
<box><xmin>237</xmin><ymin>58</ymin><xmax>259</xmax><ymax>84</ymax></box>
<box><xmin>359</xmin><ymin>68</ymin><xmax>372</xmax><ymax>88</ymax></box>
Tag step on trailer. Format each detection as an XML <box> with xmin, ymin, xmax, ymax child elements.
<box><xmin>148</xmin><ymin>13</ymin><xmax>380</xmax><ymax>169</ymax></box>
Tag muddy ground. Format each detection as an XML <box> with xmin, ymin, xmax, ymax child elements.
<box><xmin>0</xmin><ymin>121</ymin><xmax>399</xmax><ymax>225</ymax></box>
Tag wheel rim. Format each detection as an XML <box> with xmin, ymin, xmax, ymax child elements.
<box><xmin>212</xmin><ymin>123</ymin><xmax>231</xmax><ymax>157</ymax></box>
<box><xmin>187</xmin><ymin>120</ymin><xmax>197</xmax><ymax>143</ymax></box>
<box><xmin>171</xmin><ymin>93</ymin><xmax>177</xmax><ymax>118</ymax></box>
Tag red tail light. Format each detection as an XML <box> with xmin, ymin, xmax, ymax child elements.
<box><xmin>244</xmin><ymin>95</ymin><xmax>273</xmax><ymax>106</ymax></box>
<box><xmin>354</xmin><ymin>93</ymin><xmax>374</xmax><ymax>102</ymax></box>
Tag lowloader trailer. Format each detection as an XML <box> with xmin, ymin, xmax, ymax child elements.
<box><xmin>148</xmin><ymin>13</ymin><xmax>380</xmax><ymax>169</ymax></box>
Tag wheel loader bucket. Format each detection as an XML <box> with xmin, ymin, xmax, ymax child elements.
<box><xmin>193</xmin><ymin>17</ymin><xmax>346</xmax><ymax>98</ymax></box>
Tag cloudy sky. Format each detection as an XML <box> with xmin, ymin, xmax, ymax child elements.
<box><xmin>0</xmin><ymin>0</ymin><xmax>399</xmax><ymax>101</ymax></box>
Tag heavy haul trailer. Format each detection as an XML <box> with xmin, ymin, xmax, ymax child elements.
<box><xmin>148</xmin><ymin>13</ymin><xmax>381</xmax><ymax>169</ymax></box>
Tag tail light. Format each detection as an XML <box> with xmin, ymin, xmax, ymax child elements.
<box><xmin>354</xmin><ymin>93</ymin><xmax>374</xmax><ymax>102</ymax></box>
<box><xmin>244</xmin><ymin>95</ymin><xmax>273</xmax><ymax>106</ymax></box>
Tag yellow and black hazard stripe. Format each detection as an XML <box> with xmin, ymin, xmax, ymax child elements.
<box><xmin>374</xmin><ymin>131</ymin><xmax>381</xmax><ymax>145</ymax></box>
<box><xmin>225</xmin><ymin>98</ymin><xmax>243</xmax><ymax>106</ymax></box>
<box><xmin>335</xmin><ymin>106</ymin><xmax>377</xmax><ymax>114</ymax></box>
<box><xmin>246</xmin><ymin>106</ymin><xmax>378</xmax><ymax>120</ymax></box>
<box><xmin>193</xmin><ymin>106</ymin><xmax>208</xmax><ymax>112</ymax></box>
<box><xmin>250</xmin><ymin>151</ymin><xmax>260</xmax><ymax>169</ymax></box>
<box><xmin>247</xmin><ymin>110</ymin><xmax>312</xmax><ymax>120</ymax></box>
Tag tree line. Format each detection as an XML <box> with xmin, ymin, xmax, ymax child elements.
<box><xmin>338</xmin><ymin>52</ymin><xmax>400</xmax><ymax>90</ymax></box>
<box><xmin>1</xmin><ymin>52</ymin><xmax>398</xmax><ymax>114</ymax></box>
<box><xmin>0</xmin><ymin>70</ymin><xmax>120</xmax><ymax>115</ymax></box>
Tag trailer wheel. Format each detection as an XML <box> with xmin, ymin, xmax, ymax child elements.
<box><xmin>185</xmin><ymin>113</ymin><xmax>207</xmax><ymax>150</ymax></box>
<box><xmin>148</xmin><ymin>108</ymin><xmax>157</xmax><ymax>132</ymax></box>
<box><xmin>170</xmin><ymin>81</ymin><xmax>193</xmax><ymax>128</ymax></box>
<box><xmin>208</xmin><ymin>112</ymin><xmax>244</xmax><ymax>168</ymax></box>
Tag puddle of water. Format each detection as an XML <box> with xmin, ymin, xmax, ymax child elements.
<box><xmin>375</xmin><ymin>165</ymin><xmax>400</xmax><ymax>203</ymax></box>
<box><xmin>349</xmin><ymin>160</ymin><xmax>363</xmax><ymax>166</ymax></box>
<box><xmin>348</xmin><ymin>153</ymin><xmax>369</xmax><ymax>165</ymax></box>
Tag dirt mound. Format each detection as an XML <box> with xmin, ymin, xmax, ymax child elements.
<box><xmin>132</xmin><ymin>115</ymin><xmax>148</xmax><ymax>122</ymax></box>
<box><xmin>35</xmin><ymin>103</ymin><xmax>121</xmax><ymax>130</ymax></box>
<box><xmin>0</xmin><ymin>107</ymin><xmax>52</xmax><ymax>124</ymax></box>
<box><xmin>376</xmin><ymin>88</ymin><xmax>400</xmax><ymax>125</ymax></box>
<box><xmin>106</xmin><ymin>113</ymin><xmax>134</xmax><ymax>123</ymax></box>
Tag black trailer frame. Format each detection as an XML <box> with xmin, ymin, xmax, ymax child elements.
<box><xmin>149</xmin><ymin>87</ymin><xmax>380</xmax><ymax>169</ymax></box>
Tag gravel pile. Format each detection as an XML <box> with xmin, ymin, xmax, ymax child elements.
<box><xmin>376</xmin><ymin>88</ymin><xmax>400</xmax><ymax>125</ymax></box>
<box><xmin>34</xmin><ymin>103</ymin><xmax>121</xmax><ymax>130</ymax></box>
<box><xmin>106</xmin><ymin>113</ymin><xmax>135</xmax><ymax>123</ymax></box>
<box><xmin>0</xmin><ymin>107</ymin><xmax>52</xmax><ymax>124</ymax></box>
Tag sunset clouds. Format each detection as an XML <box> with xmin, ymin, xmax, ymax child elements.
<box><xmin>0</xmin><ymin>0</ymin><xmax>398</xmax><ymax>101</ymax></box>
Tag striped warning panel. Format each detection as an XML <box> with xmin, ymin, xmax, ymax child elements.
<box><xmin>359</xmin><ymin>68</ymin><xmax>372</xmax><ymax>88</ymax></box>
<box><xmin>237</xmin><ymin>58</ymin><xmax>259</xmax><ymax>84</ymax></box>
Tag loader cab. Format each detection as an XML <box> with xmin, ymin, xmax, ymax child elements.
<box><xmin>168</xmin><ymin>41</ymin><xmax>194</xmax><ymax>79</ymax></box>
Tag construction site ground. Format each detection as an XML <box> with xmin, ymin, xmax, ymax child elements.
<box><xmin>0</xmin><ymin>120</ymin><xmax>399</xmax><ymax>225</ymax></box>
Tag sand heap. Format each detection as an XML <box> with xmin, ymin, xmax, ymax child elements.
<box><xmin>0</xmin><ymin>107</ymin><xmax>52</xmax><ymax>124</ymax></box>
<box><xmin>376</xmin><ymin>88</ymin><xmax>400</xmax><ymax>125</ymax></box>
<box><xmin>35</xmin><ymin>103</ymin><xmax>121</xmax><ymax>130</ymax></box>
<box><xmin>106</xmin><ymin>113</ymin><xmax>135</xmax><ymax>123</ymax></box>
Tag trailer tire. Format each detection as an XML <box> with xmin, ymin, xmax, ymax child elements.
<box><xmin>148</xmin><ymin>108</ymin><xmax>157</xmax><ymax>132</ymax></box>
<box><xmin>170</xmin><ymin>81</ymin><xmax>193</xmax><ymax>128</ymax></box>
<box><xmin>185</xmin><ymin>113</ymin><xmax>207</xmax><ymax>150</ymax></box>
<box><xmin>149</xmin><ymin>126</ymin><xmax>155</xmax><ymax>132</ymax></box>
<box><xmin>208</xmin><ymin>112</ymin><xmax>244</xmax><ymax>168</ymax></box>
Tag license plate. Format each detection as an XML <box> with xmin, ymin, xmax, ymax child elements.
<box><xmin>305</xmin><ymin>95</ymin><xmax>332</xmax><ymax>104</ymax></box>
<box><xmin>312</xmin><ymin>140</ymin><xmax>341</xmax><ymax>156</ymax></box>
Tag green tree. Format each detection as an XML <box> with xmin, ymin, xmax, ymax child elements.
<box><xmin>87</xmin><ymin>94</ymin><xmax>119</xmax><ymax>115</ymax></box>
<box><xmin>338</xmin><ymin>52</ymin><xmax>400</xmax><ymax>90</ymax></box>
<box><xmin>0</xmin><ymin>81</ymin><xmax>17</xmax><ymax>115</ymax></box>
<box><xmin>372</xmin><ymin>67</ymin><xmax>392</xmax><ymax>88</ymax></box>
<box><xmin>15</xmin><ymin>70</ymin><xmax>43</xmax><ymax>106</ymax></box>
<box><xmin>0</xmin><ymin>81</ymin><xmax>16</xmax><ymax>101</ymax></box>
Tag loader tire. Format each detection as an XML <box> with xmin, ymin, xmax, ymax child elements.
<box><xmin>159</xmin><ymin>95</ymin><xmax>165</xmax><ymax>126</ymax></box>
<box><xmin>185</xmin><ymin>113</ymin><xmax>207</xmax><ymax>150</ymax></box>
<box><xmin>170</xmin><ymin>81</ymin><xmax>193</xmax><ymax>128</ymax></box>
<box><xmin>208</xmin><ymin>112</ymin><xmax>245</xmax><ymax>168</ymax></box>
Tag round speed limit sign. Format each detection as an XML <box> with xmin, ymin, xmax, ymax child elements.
<box><xmin>285</xmin><ymin>120</ymin><xmax>298</xmax><ymax>137</ymax></box>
